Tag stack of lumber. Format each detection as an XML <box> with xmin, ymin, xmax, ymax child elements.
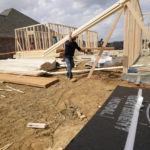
<box><xmin>14</xmin><ymin>50</ymin><xmax>63</xmax><ymax>59</ymax></box>
<box><xmin>0</xmin><ymin>59</ymin><xmax>56</xmax><ymax>76</ymax></box>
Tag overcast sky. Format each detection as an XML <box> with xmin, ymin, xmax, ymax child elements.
<box><xmin>0</xmin><ymin>0</ymin><xmax>149</xmax><ymax>42</ymax></box>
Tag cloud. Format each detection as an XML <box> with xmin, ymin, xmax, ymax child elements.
<box><xmin>0</xmin><ymin>0</ymin><xmax>149</xmax><ymax>41</ymax></box>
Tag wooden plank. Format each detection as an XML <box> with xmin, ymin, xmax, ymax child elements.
<box><xmin>20</xmin><ymin>30</ymin><xmax>25</xmax><ymax>50</ymax></box>
<box><xmin>33</xmin><ymin>26</ymin><xmax>37</xmax><ymax>50</ymax></box>
<box><xmin>87</xmin><ymin>9</ymin><xmax>123</xmax><ymax>78</ymax></box>
<box><xmin>26</xmin><ymin>28</ymin><xmax>30</xmax><ymax>50</ymax></box>
<box><xmin>0</xmin><ymin>74</ymin><xmax>59</xmax><ymax>88</ymax></box>
<box><xmin>27</xmin><ymin>123</ymin><xmax>46</xmax><ymax>129</ymax></box>
<box><xmin>41</xmin><ymin>25</ymin><xmax>45</xmax><ymax>49</ymax></box>
<box><xmin>37</xmin><ymin>26</ymin><xmax>41</xmax><ymax>49</ymax></box>
<box><xmin>27</xmin><ymin>31</ymin><xmax>34</xmax><ymax>35</ymax></box>
<box><xmin>130</xmin><ymin>0</ymin><xmax>136</xmax><ymax>67</ymax></box>
<box><xmin>123</xmin><ymin>6</ymin><xmax>129</xmax><ymax>73</ymax></box>
<box><xmin>133</xmin><ymin>0</ymin><xmax>138</xmax><ymax>62</ymax></box>
<box><xmin>128</xmin><ymin>5</ymin><xmax>132</xmax><ymax>68</ymax></box>
<box><xmin>0</xmin><ymin>51</ymin><xmax>16</xmax><ymax>56</ymax></box>
<box><xmin>17</xmin><ymin>40</ymin><xmax>23</xmax><ymax>51</ymax></box>
<box><xmin>0</xmin><ymin>143</ymin><xmax>13</xmax><ymax>150</ymax></box>
<box><xmin>56</xmin><ymin>47</ymin><xmax>115</xmax><ymax>53</ymax></box>
<box><xmin>0</xmin><ymin>71</ymin><xmax>46</xmax><ymax>77</ymax></box>
<box><xmin>47</xmin><ymin>23</ymin><xmax>51</xmax><ymax>48</ymax></box>
<box><xmin>135</xmin><ymin>0</ymin><xmax>142</xmax><ymax>59</ymax></box>
<box><xmin>45</xmin><ymin>24</ymin><xmax>48</xmax><ymax>48</ymax></box>
<box><xmin>17</xmin><ymin>31</ymin><xmax>22</xmax><ymax>51</ymax></box>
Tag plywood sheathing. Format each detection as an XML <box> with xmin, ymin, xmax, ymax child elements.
<box><xmin>0</xmin><ymin>74</ymin><xmax>58</xmax><ymax>88</ymax></box>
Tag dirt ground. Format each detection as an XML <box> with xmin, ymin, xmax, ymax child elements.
<box><xmin>0</xmin><ymin>64</ymin><xmax>138</xmax><ymax>150</ymax></box>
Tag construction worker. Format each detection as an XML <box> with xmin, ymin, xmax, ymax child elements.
<box><xmin>64</xmin><ymin>32</ymin><xmax>84</xmax><ymax>81</ymax></box>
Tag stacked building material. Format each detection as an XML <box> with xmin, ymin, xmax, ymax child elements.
<box><xmin>0</xmin><ymin>59</ymin><xmax>56</xmax><ymax>76</ymax></box>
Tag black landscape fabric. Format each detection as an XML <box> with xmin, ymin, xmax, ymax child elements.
<box><xmin>65</xmin><ymin>86</ymin><xmax>150</xmax><ymax>150</ymax></box>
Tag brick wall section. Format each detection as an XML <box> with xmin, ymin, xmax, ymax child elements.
<box><xmin>0</xmin><ymin>37</ymin><xmax>15</xmax><ymax>59</ymax></box>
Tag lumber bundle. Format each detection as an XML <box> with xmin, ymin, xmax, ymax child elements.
<box><xmin>0</xmin><ymin>74</ymin><xmax>58</xmax><ymax>88</ymax></box>
<box><xmin>0</xmin><ymin>59</ymin><xmax>56</xmax><ymax>76</ymax></box>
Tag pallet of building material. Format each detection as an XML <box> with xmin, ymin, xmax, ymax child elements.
<box><xmin>0</xmin><ymin>74</ymin><xmax>58</xmax><ymax>88</ymax></box>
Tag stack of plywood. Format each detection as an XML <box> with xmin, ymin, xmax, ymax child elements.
<box><xmin>0</xmin><ymin>73</ymin><xmax>58</xmax><ymax>88</ymax></box>
<box><xmin>13</xmin><ymin>50</ymin><xmax>62</xmax><ymax>59</ymax></box>
<box><xmin>0</xmin><ymin>59</ymin><xmax>56</xmax><ymax>76</ymax></box>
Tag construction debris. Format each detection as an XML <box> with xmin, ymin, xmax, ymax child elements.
<box><xmin>27</xmin><ymin>123</ymin><xmax>47</xmax><ymax>129</ymax></box>
<box><xmin>76</xmin><ymin>111</ymin><xmax>86</xmax><ymax>120</ymax></box>
<box><xmin>85</xmin><ymin>55</ymin><xmax>114</xmax><ymax>68</ymax></box>
<box><xmin>6</xmin><ymin>85</ymin><xmax>24</xmax><ymax>94</ymax></box>
<box><xmin>0</xmin><ymin>143</ymin><xmax>13</xmax><ymax>150</ymax></box>
<box><xmin>0</xmin><ymin>95</ymin><xmax>6</xmax><ymax>98</ymax></box>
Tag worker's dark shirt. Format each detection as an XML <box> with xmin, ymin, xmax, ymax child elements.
<box><xmin>64</xmin><ymin>40</ymin><xmax>81</xmax><ymax>57</ymax></box>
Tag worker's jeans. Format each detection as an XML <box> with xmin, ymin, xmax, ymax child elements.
<box><xmin>65</xmin><ymin>57</ymin><xmax>74</xmax><ymax>79</ymax></box>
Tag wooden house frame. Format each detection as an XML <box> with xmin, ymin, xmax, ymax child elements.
<box><xmin>42</xmin><ymin>0</ymin><xmax>150</xmax><ymax>77</ymax></box>
<box><xmin>14</xmin><ymin>0</ymin><xmax>150</xmax><ymax>78</ymax></box>
<box><xmin>15</xmin><ymin>23</ymin><xmax>98</xmax><ymax>51</ymax></box>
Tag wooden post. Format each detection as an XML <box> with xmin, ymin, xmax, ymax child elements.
<box><xmin>87</xmin><ymin>9</ymin><xmax>123</xmax><ymax>78</ymax></box>
<box><xmin>47</xmin><ymin>23</ymin><xmax>51</xmax><ymax>48</ymax></box>
<box><xmin>41</xmin><ymin>25</ymin><xmax>44</xmax><ymax>49</ymax></box>
<box><xmin>38</xmin><ymin>26</ymin><xmax>42</xmax><ymax>50</ymax></box>
<box><xmin>15</xmin><ymin>30</ymin><xmax>17</xmax><ymax>51</ymax></box>
<box><xmin>26</xmin><ymin>28</ymin><xmax>30</xmax><ymax>50</ymax></box>
<box><xmin>33</xmin><ymin>26</ymin><xmax>37</xmax><ymax>50</ymax></box>
<box><xmin>35</xmin><ymin>27</ymin><xmax>39</xmax><ymax>50</ymax></box>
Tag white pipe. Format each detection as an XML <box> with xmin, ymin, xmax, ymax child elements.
<box><xmin>124</xmin><ymin>89</ymin><xmax>143</xmax><ymax>150</ymax></box>
<box><xmin>47</xmin><ymin>63</ymin><xmax>150</xmax><ymax>75</ymax></box>
<box><xmin>47</xmin><ymin>66</ymin><xmax>123</xmax><ymax>75</ymax></box>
